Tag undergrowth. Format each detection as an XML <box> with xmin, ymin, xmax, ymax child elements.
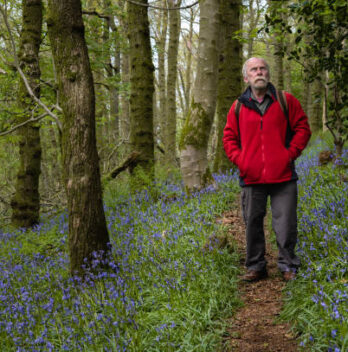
<box><xmin>280</xmin><ymin>138</ymin><xmax>348</xmax><ymax>352</ymax></box>
<box><xmin>0</xmin><ymin>135</ymin><xmax>346</xmax><ymax>351</ymax></box>
<box><xmin>0</xmin><ymin>169</ymin><xmax>241</xmax><ymax>351</ymax></box>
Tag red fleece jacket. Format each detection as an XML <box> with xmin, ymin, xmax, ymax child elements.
<box><xmin>223</xmin><ymin>91</ymin><xmax>311</xmax><ymax>185</ymax></box>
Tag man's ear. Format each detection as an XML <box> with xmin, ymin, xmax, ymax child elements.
<box><xmin>243</xmin><ymin>76</ymin><xmax>249</xmax><ymax>84</ymax></box>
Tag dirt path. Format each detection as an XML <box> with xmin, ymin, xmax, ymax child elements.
<box><xmin>220</xmin><ymin>206</ymin><xmax>299</xmax><ymax>352</ymax></box>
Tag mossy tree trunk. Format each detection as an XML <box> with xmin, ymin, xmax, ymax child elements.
<box><xmin>213</xmin><ymin>0</ymin><xmax>242</xmax><ymax>173</ymax></box>
<box><xmin>127</xmin><ymin>0</ymin><xmax>155</xmax><ymax>175</ymax></box>
<box><xmin>179</xmin><ymin>0</ymin><xmax>220</xmax><ymax>190</ymax></box>
<box><xmin>11</xmin><ymin>0</ymin><xmax>43</xmax><ymax>229</ymax></box>
<box><xmin>47</xmin><ymin>0</ymin><xmax>110</xmax><ymax>275</ymax></box>
<box><xmin>166</xmin><ymin>0</ymin><xmax>181</xmax><ymax>165</ymax></box>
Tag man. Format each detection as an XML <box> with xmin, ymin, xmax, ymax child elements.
<box><xmin>223</xmin><ymin>57</ymin><xmax>311</xmax><ymax>282</ymax></box>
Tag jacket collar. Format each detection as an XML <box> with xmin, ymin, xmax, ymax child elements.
<box><xmin>238</xmin><ymin>82</ymin><xmax>278</xmax><ymax>113</ymax></box>
<box><xmin>238</xmin><ymin>82</ymin><xmax>277</xmax><ymax>104</ymax></box>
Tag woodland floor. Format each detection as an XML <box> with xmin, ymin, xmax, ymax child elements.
<box><xmin>220</xmin><ymin>202</ymin><xmax>299</xmax><ymax>352</ymax></box>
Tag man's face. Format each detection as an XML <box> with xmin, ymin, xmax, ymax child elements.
<box><xmin>244</xmin><ymin>58</ymin><xmax>270</xmax><ymax>90</ymax></box>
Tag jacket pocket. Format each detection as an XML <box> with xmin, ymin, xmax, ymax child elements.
<box><xmin>239</xmin><ymin>150</ymin><xmax>263</xmax><ymax>182</ymax></box>
<box><xmin>270</xmin><ymin>146</ymin><xmax>293</xmax><ymax>181</ymax></box>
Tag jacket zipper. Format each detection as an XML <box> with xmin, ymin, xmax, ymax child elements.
<box><xmin>260</xmin><ymin>116</ymin><xmax>266</xmax><ymax>180</ymax></box>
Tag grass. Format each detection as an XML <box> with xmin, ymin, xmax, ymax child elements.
<box><xmin>280</xmin><ymin>138</ymin><xmax>348</xmax><ymax>352</ymax></box>
<box><xmin>0</xmin><ymin>169</ymin><xmax>241</xmax><ymax>351</ymax></box>
<box><xmin>0</xmin><ymin>135</ymin><xmax>347</xmax><ymax>351</ymax></box>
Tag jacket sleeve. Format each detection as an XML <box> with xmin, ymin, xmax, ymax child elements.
<box><xmin>286</xmin><ymin>92</ymin><xmax>312</xmax><ymax>161</ymax></box>
<box><xmin>223</xmin><ymin>101</ymin><xmax>242</xmax><ymax>166</ymax></box>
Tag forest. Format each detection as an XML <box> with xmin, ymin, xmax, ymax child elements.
<box><xmin>0</xmin><ymin>0</ymin><xmax>347</xmax><ymax>351</ymax></box>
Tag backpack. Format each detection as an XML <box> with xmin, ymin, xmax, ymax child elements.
<box><xmin>234</xmin><ymin>90</ymin><xmax>294</xmax><ymax>148</ymax></box>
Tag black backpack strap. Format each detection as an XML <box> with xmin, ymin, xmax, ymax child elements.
<box><xmin>235</xmin><ymin>100</ymin><xmax>242</xmax><ymax>148</ymax></box>
<box><xmin>276</xmin><ymin>89</ymin><xmax>294</xmax><ymax>148</ymax></box>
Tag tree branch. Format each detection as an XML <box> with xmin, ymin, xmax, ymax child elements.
<box><xmin>40</xmin><ymin>78</ymin><xmax>57</xmax><ymax>91</ymax></box>
<box><xmin>0</xmin><ymin>111</ymin><xmax>49</xmax><ymax>137</ymax></box>
<box><xmin>106</xmin><ymin>132</ymin><xmax>130</xmax><ymax>162</ymax></box>
<box><xmin>126</xmin><ymin>0</ymin><xmax>199</xmax><ymax>11</ymax></box>
<box><xmin>94</xmin><ymin>81</ymin><xmax>110</xmax><ymax>90</ymax></box>
<box><xmin>0</xmin><ymin>5</ymin><xmax>63</xmax><ymax>132</ymax></box>
<box><xmin>103</xmin><ymin>151</ymin><xmax>141</xmax><ymax>183</ymax></box>
<box><xmin>82</xmin><ymin>9</ymin><xmax>112</xmax><ymax>20</ymax></box>
<box><xmin>325</xmin><ymin>119</ymin><xmax>338</xmax><ymax>141</ymax></box>
<box><xmin>82</xmin><ymin>9</ymin><xmax>118</xmax><ymax>33</ymax></box>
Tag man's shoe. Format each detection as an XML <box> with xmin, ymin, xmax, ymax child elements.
<box><xmin>282</xmin><ymin>271</ymin><xmax>296</xmax><ymax>281</ymax></box>
<box><xmin>242</xmin><ymin>269</ymin><xmax>268</xmax><ymax>282</ymax></box>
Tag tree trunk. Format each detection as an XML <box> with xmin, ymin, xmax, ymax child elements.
<box><xmin>127</xmin><ymin>0</ymin><xmax>155</xmax><ymax>175</ymax></box>
<box><xmin>120</xmin><ymin>52</ymin><xmax>130</xmax><ymax>151</ymax></box>
<box><xmin>118</xmin><ymin>0</ymin><xmax>131</xmax><ymax>157</ymax></box>
<box><xmin>184</xmin><ymin>7</ymin><xmax>195</xmax><ymax>118</ymax></box>
<box><xmin>284</xmin><ymin>52</ymin><xmax>292</xmax><ymax>93</ymax></box>
<box><xmin>322</xmin><ymin>70</ymin><xmax>329</xmax><ymax>132</ymax></box>
<box><xmin>179</xmin><ymin>0</ymin><xmax>220</xmax><ymax>190</ymax></box>
<box><xmin>157</xmin><ymin>2</ymin><xmax>168</xmax><ymax>160</ymax></box>
<box><xmin>166</xmin><ymin>0</ymin><xmax>181</xmax><ymax>164</ymax></box>
<box><xmin>104</xmin><ymin>0</ymin><xmax>120</xmax><ymax>145</ymax></box>
<box><xmin>309</xmin><ymin>78</ymin><xmax>323</xmax><ymax>133</ymax></box>
<box><xmin>47</xmin><ymin>0</ymin><xmax>110</xmax><ymax>275</ymax></box>
<box><xmin>247</xmin><ymin>0</ymin><xmax>261</xmax><ymax>58</ymax></box>
<box><xmin>11</xmin><ymin>0</ymin><xmax>43</xmax><ymax>228</ymax></box>
<box><xmin>302</xmin><ymin>77</ymin><xmax>311</xmax><ymax>116</ymax></box>
<box><xmin>273</xmin><ymin>44</ymin><xmax>284</xmax><ymax>89</ymax></box>
<box><xmin>247</xmin><ymin>0</ymin><xmax>255</xmax><ymax>57</ymax></box>
<box><xmin>213</xmin><ymin>0</ymin><xmax>242</xmax><ymax>173</ymax></box>
<box><xmin>269</xmin><ymin>0</ymin><xmax>284</xmax><ymax>90</ymax></box>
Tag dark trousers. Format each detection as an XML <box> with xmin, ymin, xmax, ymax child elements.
<box><xmin>241</xmin><ymin>180</ymin><xmax>300</xmax><ymax>272</ymax></box>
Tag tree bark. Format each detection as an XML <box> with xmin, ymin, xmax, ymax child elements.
<box><xmin>302</xmin><ymin>76</ymin><xmax>311</xmax><ymax>116</ymax></box>
<box><xmin>118</xmin><ymin>0</ymin><xmax>131</xmax><ymax>156</ymax></box>
<box><xmin>157</xmin><ymin>1</ymin><xmax>168</xmax><ymax>159</ymax></box>
<box><xmin>11</xmin><ymin>0</ymin><xmax>43</xmax><ymax>228</ymax></box>
<box><xmin>183</xmin><ymin>7</ymin><xmax>196</xmax><ymax>118</ymax></box>
<box><xmin>273</xmin><ymin>42</ymin><xmax>284</xmax><ymax>90</ymax></box>
<box><xmin>309</xmin><ymin>78</ymin><xmax>323</xmax><ymax>133</ymax></box>
<box><xmin>120</xmin><ymin>52</ymin><xmax>130</xmax><ymax>148</ymax></box>
<box><xmin>47</xmin><ymin>0</ymin><xmax>110</xmax><ymax>275</ymax></box>
<box><xmin>127</xmin><ymin>0</ymin><xmax>155</xmax><ymax>175</ymax></box>
<box><xmin>247</xmin><ymin>0</ymin><xmax>261</xmax><ymax>58</ymax></box>
<box><xmin>213</xmin><ymin>0</ymin><xmax>242</xmax><ymax>173</ymax></box>
<box><xmin>179</xmin><ymin>0</ymin><xmax>220</xmax><ymax>190</ymax></box>
<box><xmin>103</xmin><ymin>0</ymin><xmax>120</xmax><ymax>145</ymax></box>
<box><xmin>166</xmin><ymin>0</ymin><xmax>181</xmax><ymax>164</ymax></box>
<box><xmin>284</xmin><ymin>51</ymin><xmax>292</xmax><ymax>93</ymax></box>
<box><xmin>269</xmin><ymin>0</ymin><xmax>284</xmax><ymax>90</ymax></box>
